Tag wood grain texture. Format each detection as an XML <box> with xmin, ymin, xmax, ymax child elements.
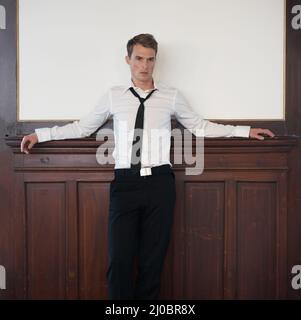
<box><xmin>286</xmin><ymin>0</ymin><xmax>301</xmax><ymax>300</ymax></box>
<box><xmin>4</xmin><ymin>136</ymin><xmax>296</xmax><ymax>299</ymax></box>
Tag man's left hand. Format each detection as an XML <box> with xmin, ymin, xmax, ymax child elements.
<box><xmin>249</xmin><ymin>128</ymin><xmax>275</xmax><ymax>140</ymax></box>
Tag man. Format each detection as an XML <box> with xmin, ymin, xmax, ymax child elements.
<box><xmin>21</xmin><ymin>34</ymin><xmax>275</xmax><ymax>300</ymax></box>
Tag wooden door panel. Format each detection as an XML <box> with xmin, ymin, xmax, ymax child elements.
<box><xmin>26</xmin><ymin>182</ymin><xmax>67</xmax><ymax>299</ymax></box>
<box><xmin>237</xmin><ymin>182</ymin><xmax>277</xmax><ymax>299</ymax></box>
<box><xmin>182</xmin><ymin>182</ymin><xmax>225</xmax><ymax>299</ymax></box>
<box><xmin>78</xmin><ymin>182</ymin><xmax>110</xmax><ymax>299</ymax></box>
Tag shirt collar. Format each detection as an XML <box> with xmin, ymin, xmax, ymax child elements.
<box><xmin>122</xmin><ymin>78</ymin><xmax>159</xmax><ymax>95</ymax></box>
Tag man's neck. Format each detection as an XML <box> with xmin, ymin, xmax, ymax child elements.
<box><xmin>131</xmin><ymin>78</ymin><xmax>154</xmax><ymax>91</ymax></box>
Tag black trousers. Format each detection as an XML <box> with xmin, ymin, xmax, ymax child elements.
<box><xmin>106</xmin><ymin>165</ymin><xmax>176</xmax><ymax>300</ymax></box>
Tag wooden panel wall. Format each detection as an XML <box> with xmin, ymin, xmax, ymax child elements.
<box><xmin>286</xmin><ymin>0</ymin><xmax>301</xmax><ymax>299</ymax></box>
<box><xmin>3</xmin><ymin>137</ymin><xmax>295</xmax><ymax>299</ymax></box>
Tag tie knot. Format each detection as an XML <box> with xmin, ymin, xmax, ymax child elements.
<box><xmin>129</xmin><ymin>87</ymin><xmax>157</xmax><ymax>104</ymax></box>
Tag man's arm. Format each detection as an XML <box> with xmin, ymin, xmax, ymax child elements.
<box><xmin>173</xmin><ymin>89</ymin><xmax>275</xmax><ymax>140</ymax></box>
<box><xmin>21</xmin><ymin>90</ymin><xmax>112</xmax><ymax>154</ymax></box>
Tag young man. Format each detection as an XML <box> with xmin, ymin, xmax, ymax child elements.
<box><xmin>21</xmin><ymin>34</ymin><xmax>275</xmax><ymax>300</ymax></box>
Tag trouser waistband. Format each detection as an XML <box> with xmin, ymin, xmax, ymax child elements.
<box><xmin>114</xmin><ymin>164</ymin><xmax>172</xmax><ymax>177</ymax></box>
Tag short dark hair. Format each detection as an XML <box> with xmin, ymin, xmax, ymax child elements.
<box><xmin>127</xmin><ymin>33</ymin><xmax>158</xmax><ymax>57</ymax></box>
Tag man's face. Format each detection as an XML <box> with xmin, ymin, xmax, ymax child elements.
<box><xmin>126</xmin><ymin>44</ymin><xmax>156</xmax><ymax>84</ymax></box>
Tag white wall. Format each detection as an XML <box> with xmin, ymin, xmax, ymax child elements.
<box><xmin>18</xmin><ymin>0</ymin><xmax>285</xmax><ymax>121</ymax></box>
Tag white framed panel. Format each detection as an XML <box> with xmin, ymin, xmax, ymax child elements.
<box><xmin>18</xmin><ymin>0</ymin><xmax>285</xmax><ymax>121</ymax></box>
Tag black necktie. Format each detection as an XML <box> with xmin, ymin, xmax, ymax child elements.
<box><xmin>129</xmin><ymin>87</ymin><xmax>157</xmax><ymax>173</ymax></box>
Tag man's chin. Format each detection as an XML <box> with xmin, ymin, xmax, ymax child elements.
<box><xmin>137</xmin><ymin>76</ymin><xmax>152</xmax><ymax>82</ymax></box>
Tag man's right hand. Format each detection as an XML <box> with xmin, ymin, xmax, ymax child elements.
<box><xmin>21</xmin><ymin>133</ymin><xmax>39</xmax><ymax>154</ymax></box>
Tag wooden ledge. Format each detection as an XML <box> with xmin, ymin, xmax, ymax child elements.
<box><xmin>5</xmin><ymin>135</ymin><xmax>299</xmax><ymax>155</ymax></box>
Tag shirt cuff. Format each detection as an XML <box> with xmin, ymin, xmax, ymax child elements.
<box><xmin>35</xmin><ymin>128</ymin><xmax>52</xmax><ymax>143</ymax></box>
<box><xmin>233</xmin><ymin>125</ymin><xmax>251</xmax><ymax>138</ymax></box>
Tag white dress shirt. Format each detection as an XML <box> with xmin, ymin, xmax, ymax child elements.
<box><xmin>35</xmin><ymin>80</ymin><xmax>250</xmax><ymax>169</ymax></box>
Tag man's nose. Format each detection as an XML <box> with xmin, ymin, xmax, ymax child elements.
<box><xmin>142</xmin><ymin>60</ymin><xmax>148</xmax><ymax>69</ymax></box>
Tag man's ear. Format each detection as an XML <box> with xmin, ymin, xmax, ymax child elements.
<box><xmin>125</xmin><ymin>55</ymin><xmax>130</xmax><ymax>65</ymax></box>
